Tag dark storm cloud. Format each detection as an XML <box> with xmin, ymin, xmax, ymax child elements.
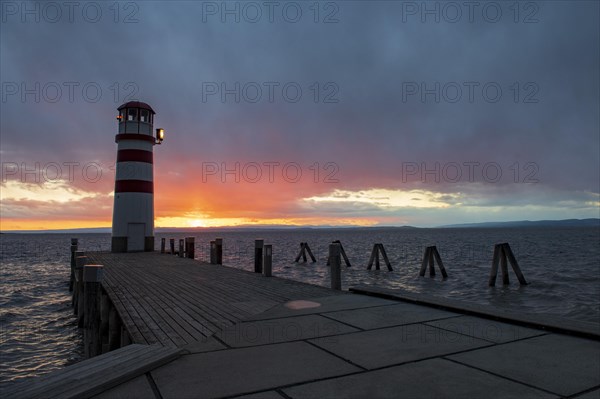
<box><xmin>1</xmin><ymin>1</ymin><xmax>598</xmax><ymax>223</ymax></box>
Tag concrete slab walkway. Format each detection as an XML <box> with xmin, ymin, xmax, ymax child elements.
<box><xmin>92</xmin><ymin>293</ymin><xmax>600</xmax><ymax>399</ymax></box>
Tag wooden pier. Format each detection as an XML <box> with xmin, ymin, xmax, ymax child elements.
<box><xmin>83</xmin><ymin>251</ymin><xmax>344</xmax><ymax>348</ymax></box>
<box><xmin>4</xmin><ymin>250</ymin><xmax>599</xmax><ymax>399</ymax></box>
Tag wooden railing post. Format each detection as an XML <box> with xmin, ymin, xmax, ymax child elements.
<box><xmin>169</xmin><ymin>239</ymin><xmax>175</xmax><ymax>255</ymax></box>
<box><xmin>178</xmin><ymin>239</ymin><xmax>184</xmax><ymax>258</ymax></box>
<box><xmin>185</xmin><ymin>237</ymin><xmax>195</xmax><ymax>259</ymax></box>
<box><xmin>215</xmin><ymin>238</ymin><xmax>223</xmax><ymax>265</ymax></box>
<box><xmin>263</xmin><ymin>244</ymin><xmax>273</xmax><ymax>277</ymax></box>
<box><xmin>160</xmin><ymin>238</ymin><xmax>166</xmax><ymax>254</ymax></box>
<box><xmin>210</xmin><ymin>241</ymin><xmax>216</xmax><ymax>264</ymax></box>
<box><xmin>254</xmin><ymin>239</ymin><xmax>264</xmax><ymax>273</ymax></box>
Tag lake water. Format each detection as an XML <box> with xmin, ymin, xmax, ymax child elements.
<box><xmin>1</xmin><ymin>226</ymin><xmax>599</xmax><ymax>387</ymax></box>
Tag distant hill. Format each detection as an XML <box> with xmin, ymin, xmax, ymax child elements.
<box><xmin>2</xmin><ymin>219</ymin><xmax>597</xmax><ymax>234</ymax></box>
<box><xmin>439</xmin><ymin>219</ymin><xmax>600</xmax><ymax>228</ymax></box>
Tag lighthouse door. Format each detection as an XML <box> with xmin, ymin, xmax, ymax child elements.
<box><xmin>127</xmin><ymin>223</ymin><xmax>145</xmax><ymax>252</ymax></box>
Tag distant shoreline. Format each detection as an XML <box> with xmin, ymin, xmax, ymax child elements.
<box><xmin>1</xmin><ymin>218</ymin><xmax>598</xmax><ymax>234</ymax></box>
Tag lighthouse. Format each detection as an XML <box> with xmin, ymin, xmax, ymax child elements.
<box><xmin>111</xmin><ymin>101</ymin><xmax>164</xmax><ymax>252</ymax></box>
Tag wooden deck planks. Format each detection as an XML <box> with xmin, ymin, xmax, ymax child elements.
<box><xmin>86</xmin><ymin>252</ymin><xmax>343</xmax><ymax>347</ymax></box>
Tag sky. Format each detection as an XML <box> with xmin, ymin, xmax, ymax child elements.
<box><xmin>1</xmin><ymin>0</ymin><xmax>599</xmax><ymax>230</ymax></box>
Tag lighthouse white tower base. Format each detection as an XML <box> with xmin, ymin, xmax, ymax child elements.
<box><xmin>111</xmin><ymin>101</ymin><xmax>157</xmax><ymax>253</ymax></box>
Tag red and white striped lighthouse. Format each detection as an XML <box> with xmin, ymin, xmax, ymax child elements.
<box><xmin>111</xmin><ymin>101</ymin><xmax>163</xmax><ymax>252</ymax></box>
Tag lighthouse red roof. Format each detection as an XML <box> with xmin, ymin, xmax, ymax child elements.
<box><xmin>117</xmin><ymin>101</ymin><xmax>155</xmax><ymax>114</ymax></box>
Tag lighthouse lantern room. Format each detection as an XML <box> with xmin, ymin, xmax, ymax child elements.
<box><xmin>111</xmin><ymin>101</ymin><xmax>162</xmax><ymax>252</ymax></box>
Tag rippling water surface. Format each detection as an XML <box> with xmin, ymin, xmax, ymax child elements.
<box><xmin>1</xmin><ymin>226</ymin><xmax>599</xmax><ymax>386</ymax></box>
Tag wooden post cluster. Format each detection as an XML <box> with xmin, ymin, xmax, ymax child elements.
<box><xmin>419</xmin><ymin>246</ymin><xmax>448</xmax><ymax>278</ymax></box>
<box><xmin>329</xmin><ymin>243</ymin><xmax>342</xmax><ymax>290</ymax></box>
<box><xmin>489</xmin><ymin>243</ymin><xmax>528</xmax><ymax>286</ymax></box>
<box><xmin>254</xmin><ymin>239</ymin><xmax>264</xmax><ymax>273</ymax></box>
<box><xmin>69</xmin><ymin>238</ymin><xmax>78</xmax><ymax>291</ymax></box>
<box><xmin>160</xmin><ymin>238</ymin><xmax>166</xmax><ymax>254</ymax></box>
<box><xmin>294</xmin><ymin>242</ymin><xmax>316</xmax><ymax>263</ymax></box>
<box><xmin>327</xmin><ymin>240</ymin><xmax>351</xmax><ymax>267</ymax></box>
<box><xmin>185</xmin><ymin>237</ymin><xmax>195</xmax><ymax>259</ymax></box>
<box><xmin>263</xmin><ymin>244</ymin><xmax>273</xmax><ymax>277</ymax></box>
<box><xmin>367</xmin><ymin>243</ymin><xmax>393</xmax><ymax>271</ymax></box>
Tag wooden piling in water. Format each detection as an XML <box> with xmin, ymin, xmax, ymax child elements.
<box><xmin>74</xmin><ymin>255</ymin><xmax>88</xmax><ymax>327</ymax></box>
<box><xmin>160</xmin><ymin>238</ymin><xmax>166</xmax><ymax>254</ymax></box>
<box><xmin>185</xmin><ymin>237</ymin><xmax>195</xmax><ymax>259</ymax></box>
<box><xmin>500</xmin><ymin>245</ymin><xmax>509</xmax><ymax>285</ymax></box>
<box><xmin>329</xmin><ymin>243</ymin><xmax>342</xmax><ymax>290</ymax></box>
<box><xmin>327</xmin><ymin>240</ymin><xmax>351</xmax><ymax>267</ymax></box>
<box><xmin>254</xmin><ymin>239</ymin><xmax>264</xmax><ymax>273</ymax></box>
<box><xmin>304</xmin><ymin>243</ymin><xmax>317</xmax><ymax>262</ymax></box>
<box><xmin>263</xmin><ymin>244</ymin><xmax>273</xmax><ymax>277</ymax></box>
<box><xmin>69</xmin><ymin>238</ymin><xmax>78</xmax><ymax>292</ymax></box>
<box><xmin>367</xmin><ymin>244</ymin><xmax>393</xmax><ymax>271</ymax></box>
<box><xmin>489</xmin><ymin>243</ymin><xmax>528</xmax><ymax>286</ymax></box>
<box><xmin>419</xmin><ymin>246</ymin><xmax>448</xmax><ymax>278</ymax></box>
<box><xmin>83</xmin><ymin>264</ymin><xmax>103</xmax><ymax>358</ymax></box>
<box><xmin>71</xmin><ymin>251</ymin><xmax>84</xmax><ymax>307</ymax></box>
<box><xmin>215</xmin><ymin>238</ymin><xmax>223</xmax><ymax>265</ymax></box>
<box><xmin>294</xmin><ymin>242</ymin><xmax>317</xmax><ymax>263</ymax></box>
<box><xmin>68</xmin><ymin>243</ymin><xmax>130</xmax><ymax>357</ymax></box>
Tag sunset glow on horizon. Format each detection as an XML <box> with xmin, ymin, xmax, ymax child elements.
<box><xmin>1</xmin><ymin>2</ymin><xmax>598</xmax><ymax>232</ymax></box>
